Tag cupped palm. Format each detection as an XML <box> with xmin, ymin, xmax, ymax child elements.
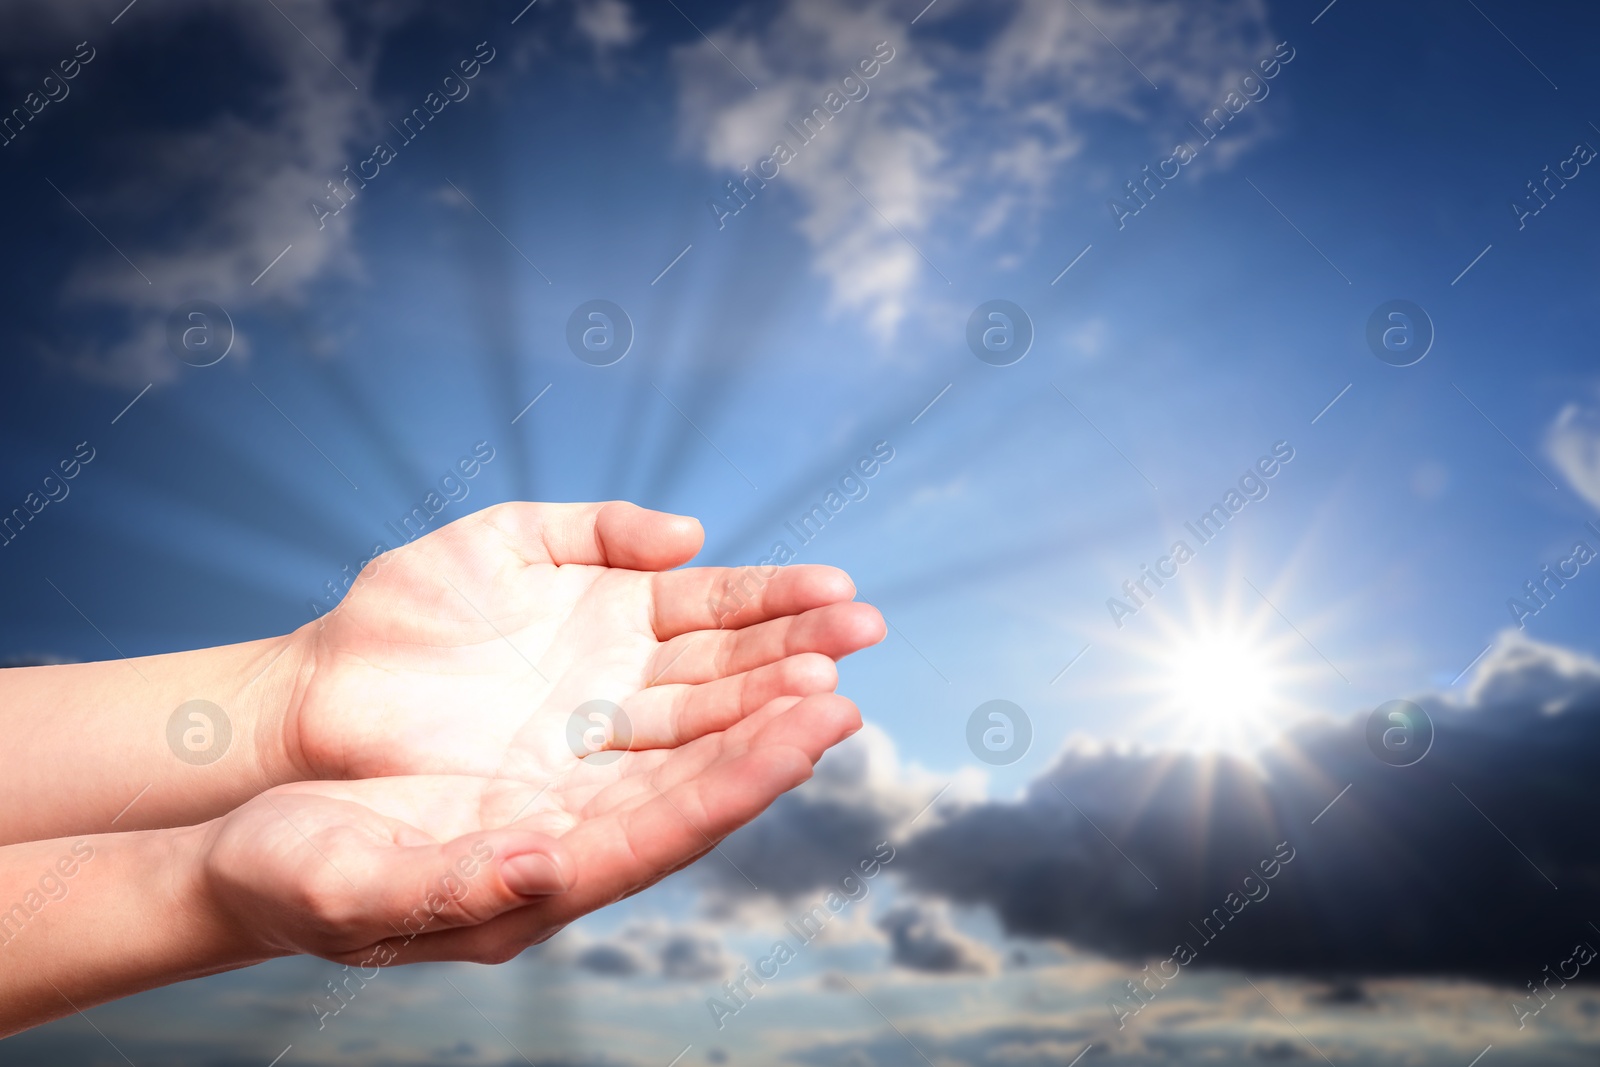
<box><xmin>208</xmin><ymin>689</ymin><xmax>861</xmax><ymax>963</ymax></box>
<box><xmin>287</xmin><ymin>502</ymin><xmax>884</xmax><ymax>789</ymax></box>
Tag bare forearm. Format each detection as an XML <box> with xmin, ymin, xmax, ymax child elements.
<box><xmin>0</xmin><ymin>632</ymin><xmax>312</xmax><ymax>844</ymax></box>
<box><xmin>0</xmin><ymin>826</ymin><xmax>271</xmax><ymax>1038</ymax></box>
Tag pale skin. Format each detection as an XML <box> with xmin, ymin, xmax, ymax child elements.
<box><xmin>0</xmin><ymin>501</ymin><xmax>884</xmax><ymax>1036</ymax></box>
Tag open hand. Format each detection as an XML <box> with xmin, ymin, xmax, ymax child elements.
<box><xmin>286</xmin><ymin>502</ymin><xmax>883</xmax><ymax>787</ymax></box>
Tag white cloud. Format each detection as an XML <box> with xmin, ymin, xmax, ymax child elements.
<box><xmin>575</xmin><ymin>0</ymin><xmax>640</xmax><ymax>51</ymax></box>
<box><xmin>1546</xmin><ymin>397</ymin><xmax>1600</xmax><ymax>511</ymax></box>
<box><xmin>1</xmin><ymin>0</ymin><xmax>376</xmax><ymax>387</ymax></box>
<box><xmin>673</xmin><ymin>3</ymin><xmax>948</xmax><ymax>341</ymax></box>
<box><xmin>908</xmin><ymin>474</ymin><xmax>968</xmax><ymax>507</ymax></box>
<box><xmin>673</xmin><ymin>0</ymin><xmax>1280</xmax><ymax>342</ymax></box>
<box><xmin>1460</xmin><ymin>627</ymin><xmax>1600</xmax><ymax>715</ymax></box>
<box><xmin>1064</xmin><ymin>316</ymin><xmax>1110</xmax><ymax>361</ymax></box>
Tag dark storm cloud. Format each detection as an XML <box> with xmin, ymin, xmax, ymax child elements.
<box><xmin>569</xmin><ymin>925</ymin><xmax>727</xmax><ymax>981</ymax></box>
<box><xmin>659</xmin><ymin>932</ymin><xmax>729</xmax><ymax>981</ymax></box>
<box><xmin>573</xmin><ymin>941</ymin><xmax>648</xmax><ymax>977</ymax></box>
<box><xmin>708</xmin><ymin>723</ymin><xmax>928</xmax><ymax>902</ymax></box>
<box><xmin>877</xmin><ymin>901</ymin><xmax>997</xmax><ymax>975</ymax></box>
<box><xmin>714</xmin><ymin>632</ymin><xmax>1600</xmax><ymax>981</ymax></box>
<box><xmin>898</xmin><ymin>632</ymin><xmax>1600</xmax><ymax>980</ymax></box>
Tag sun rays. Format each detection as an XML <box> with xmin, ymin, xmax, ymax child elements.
<box><xmin>1104</xmin><ymin>576</ymin><xmax>1345</xmax><ymax>759</ymax></box>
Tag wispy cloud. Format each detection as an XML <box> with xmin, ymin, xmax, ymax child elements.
<box><xmin>0</xmin><ymin>0</ymin><xmax>379</xmax><ymax>386</ymax></box>
<box><xmin>673</xmin><ymin>0</ymin><xmax>1280</xmax><ymax>341</ymax></box>
<box><xmin>1547</xmin><ymin>396</ymin><xmax>1600</xmax><ymax>510</ymax></box>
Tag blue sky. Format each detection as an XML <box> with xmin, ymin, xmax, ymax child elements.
<box><xmin>4</xmin><ymin>0</ymin><xmax>1600</xmax><ymax>1064</ymax></box>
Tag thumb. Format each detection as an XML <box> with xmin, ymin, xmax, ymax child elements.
<box><xmin>360</xmin><ymin>829</ymin><xmax>575</xmax><ymax>942</ymax></box>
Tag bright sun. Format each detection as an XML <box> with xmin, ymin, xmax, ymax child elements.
<box><xmin>1162</xmin><ymin>632</ymin><xmax>1283</xmax><ymax>751</ymax></box>
<box><xmin>1092</xmin><ymin>580</ymin><xmax>1342</xmax><ymax>757</ymax></box>
<box><xmin>1115</xmin><ymin>602</ymin><xmax>1311</xmax><ymax>755</ymax></box>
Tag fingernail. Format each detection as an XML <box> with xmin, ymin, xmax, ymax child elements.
<box><xmin>501</xmin><ymin>853</ymin><xmax>568</xmax><ymax>896</ymax></box>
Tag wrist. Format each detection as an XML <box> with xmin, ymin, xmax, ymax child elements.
<box><xmin>0</xmin><ymin>826</ymin><xmax>280</xmax><ymax>1036</ymax></box>
<box><xmin>252</xmin><ymin>625</ymin><xmax>320</xmax><ymax>787</ymax></box>
<box><xmin>0</xmin><ymin>629</ymin><xmax>322</xmax><ymax>846</ymax></box>
<box><xmin>160</xmin><ymin>822</ymin><xmax>285</xmax><ymax>970</ymax></box>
